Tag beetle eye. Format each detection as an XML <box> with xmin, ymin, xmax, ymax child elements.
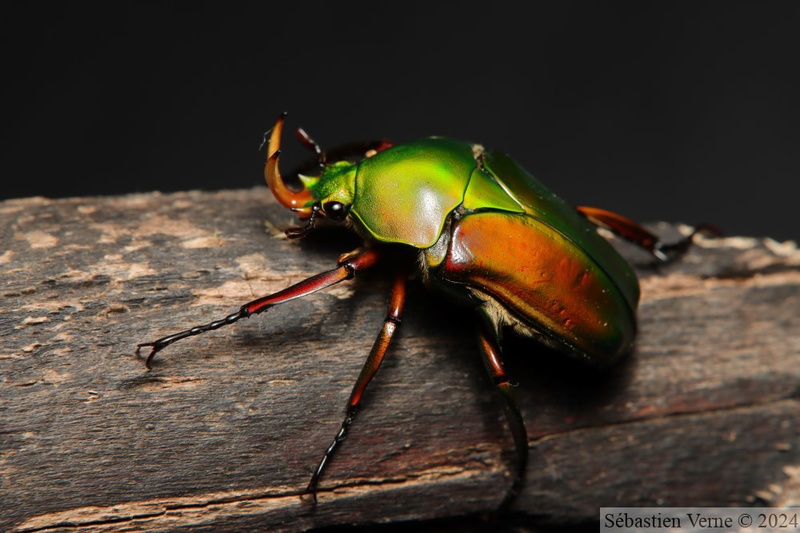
<box><xmin>323</xmin><ymin>201</ymin><xmax>348</xmax><ymax>222</ymax></box>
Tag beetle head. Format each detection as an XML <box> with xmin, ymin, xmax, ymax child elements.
<box><xmin>265</xmin><ymin>113</ymin><xmax>359</xmax><ymax>236</ymax></box>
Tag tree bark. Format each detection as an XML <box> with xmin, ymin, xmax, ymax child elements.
<box><xmin>2</xmin><ymin>189</ymin><xmax>798</xmax><ymax>532</ymax></box>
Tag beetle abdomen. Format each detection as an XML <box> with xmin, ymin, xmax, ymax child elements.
<box><xmin>439</xmin><ymin>211</ymin><xmax>637</xmax><ymax>366</ymax></box>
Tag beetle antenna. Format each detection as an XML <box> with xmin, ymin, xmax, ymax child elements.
<box><xmin>295</xmin><ymin>127</ymin><xmax>326</xmax><ymax>168</ymax></box>
<box><xmin>285</xmin><ymin>203</ymin><xmax>321</xmax><ymax>239</ymax></box>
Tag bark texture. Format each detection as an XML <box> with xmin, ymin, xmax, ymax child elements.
<box><xmin>1</xmin><ymin>189</ymin><xmax>799</xmax><ymax>532</ymax></box>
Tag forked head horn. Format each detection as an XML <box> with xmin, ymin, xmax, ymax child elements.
<box><xmin>265</xmin><ymin>112</ymin><xmax>314</xmax><ymax>214</ymax></box>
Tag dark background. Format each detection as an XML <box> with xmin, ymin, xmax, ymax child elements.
<box><xmin>2</xmin><ymin>1</ymin><xmax>798</xmax><ymax>241</ymax></box>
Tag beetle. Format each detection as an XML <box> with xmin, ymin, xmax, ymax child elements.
<box><xmin>136</xmin><ymin>112</ymin><xmax>710</xmax><ymax>507</ymax></box>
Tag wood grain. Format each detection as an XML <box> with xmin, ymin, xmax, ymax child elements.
<box><xmin>1</xmin><ymin>189</ymin><xmax>798</xmax><ymax>532</ymax></box>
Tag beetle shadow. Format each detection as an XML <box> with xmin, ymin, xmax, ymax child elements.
<box><xmin>395</xmin><ymin>282</ymin><xmax>638</xmax><ymax>439</ymax></box>
<box><xmin>498</xmin><ymin>332</ymin><xmax>638</xmax><ymax>434</ymax></box>
<box><xmin>294</xmin><ymin>224</ymin><xmax>363</xmax><ymax>255</ymax></box>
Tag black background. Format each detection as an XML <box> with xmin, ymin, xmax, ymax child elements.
<box><xmin>2</xmin><ymin>2</ymin><xmax>798</xmax><ymax>241</ymax></box>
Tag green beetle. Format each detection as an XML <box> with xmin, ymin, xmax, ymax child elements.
<box><xmin>137</xmin><ymin>113</ymin><xmax>707</xmax><ymax>507</ymax></box>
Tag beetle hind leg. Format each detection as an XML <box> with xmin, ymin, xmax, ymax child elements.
<box><xmin>303</xmin><ymin>266</ymin><xmax>407</xmax><ymax>503</ymax></box>
<box><xmin>576</xmin><ymin>205</ymin><xmax>721</xmax><ymax>263</ymax></box>
<box><xmin>476</xmin><ymin>308</ymin><xmax>529</xmax><ymax>511</ymax></box>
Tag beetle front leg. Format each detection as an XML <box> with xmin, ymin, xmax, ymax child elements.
<box><xmin>304</xmin><ymin>265</ymin><xmax>407</xmax><ymax>503</ymax></box>
<box><xmin>476</xmin><ymin>308</ymin><xmax>528</xmax><ymax>511</ymax></box>
<box><xmin>136</xmin><ymin>248</ymin><xmax>382</xmax><ymax>369</ymax></box>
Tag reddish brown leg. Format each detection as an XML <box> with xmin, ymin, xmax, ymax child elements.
<box><xmin>476</xmin><ymin>308</ymin><xmax>528</xmax><ymax>511</ymax></box>
<box><xmin>136</xmin><ymin>248</ymin><xmax>382</xmax><ymax>369</ymax></box>
<box><xmin>576</xmin><ymin>205</ymin><xmax>719</xmax><ymax>262</ymax></box>
<box><xmin>304</xmin><ymin>265</ymin><xmax>407</xmax><ymax>503</ymax></box>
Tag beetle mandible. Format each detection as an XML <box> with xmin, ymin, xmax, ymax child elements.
<box><xmin>137</xmin><ymin>112</ymin><xmax>709</xmax><ymax>507</ymax></box>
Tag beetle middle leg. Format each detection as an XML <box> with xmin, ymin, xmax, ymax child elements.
<box><xmin>476</xmin><ymin>307</ymin><xmax>528</xmax><ymax>511</ymax></box>
<box><xmin>304</xmin><ymin>265</ymin><xmax>407</xmax><ymax>503</ymax></box>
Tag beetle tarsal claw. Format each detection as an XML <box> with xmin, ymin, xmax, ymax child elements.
<box><xmin>134</xmin><ymin>343</ymin><xmax>160</xmax><ymax>370</ymax></box>
<box><xmin>134</xmin><ymin>343</ymin><xmax>153</xmax><ymax>358</ymax></box>
<box><xmin>300</xmin><ymin>484</ymin><xmax>319</xmax><ymax>505</ymax></box>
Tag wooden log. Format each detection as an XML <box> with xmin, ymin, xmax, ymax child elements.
<box><xmin>1</xmin><ymin>188</ymin><xmax>798</xmax><ymax>532</ymax></box>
